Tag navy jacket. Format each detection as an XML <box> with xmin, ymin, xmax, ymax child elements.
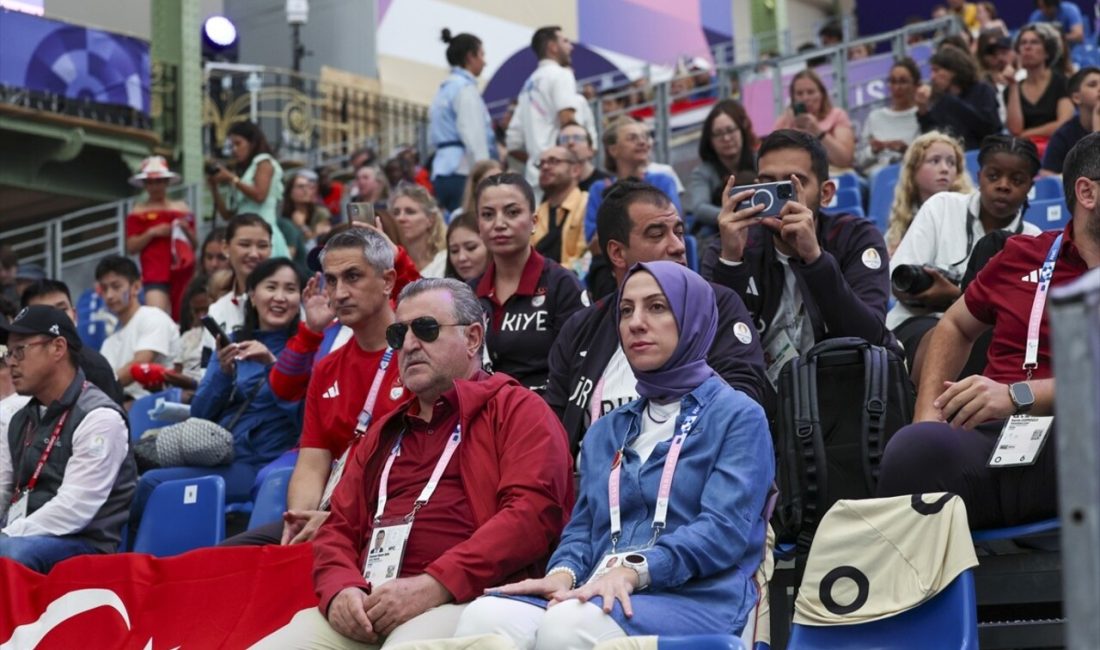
<box><xmin>546</xmin><ymin>280</ymin><xmax>769</xmax><ymax>453</ymax></box>
<box><xmin>917</xmin><ymin>82</ymin><xmax>1003</xmax><ymax>151</ymax></box>
<box><xmin>701</xmin><ymin>212</ymin><xmax>898</xmax><ymax>354</ymax></box>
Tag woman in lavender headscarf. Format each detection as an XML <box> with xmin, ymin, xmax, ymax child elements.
<box><xmin>454</xmin><ymin>261</ymin><xmax>774</xmax><ymax>649</ymax></box>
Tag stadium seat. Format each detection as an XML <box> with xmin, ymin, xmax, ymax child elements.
<box><xmin>1024</xmin><ymin>198</ymin><xmax>1070</xmax><ymax>231</ymax></box>
<box><xmin>965</xmin><ymin>149</ymin><xmax>980</xmax><ymax>184</ymax></box>
<box><xmin>685</xmin><ymin>234</ymin><xmax>699</xmax><ymax>273</ymax></box>
<box><xmin>252</xmin><ymin>449</ymin><xmax>299</xmax><ymax>499</ymax></box>
<box><xmin>127</xmin><ymin>388</ymin><xmax>182</xmax><ymax>443</ymax></box>
<box><xmin>1028</xmin><ymin>175</ymin><xmax>1063</xmax><ymax>201</ymax></box>
<box><xmin>971</xmin><ymin>517</ymin><xmax>1059</xmax><ymax>543</ymax></box>
<box><xmin>868</xmin><ymin>163</ymin><xmax>900</xmax><ymax>232</ymax></box>
<box><xmin>75</xmin><ymin>288</ymin><xmax>114</xmax><ymax>351</ymax></box>
<box><xmin>787</xmin><ymin>570</ymin><xmax>978</xmax><ymax>649</ymax></box>
<box><xmin>132</xmin><ymin>475</ymin><xmax>226</xmax><ymax>556</ymax></box>
<box><xmin>248</xmin><ymin>466</ymin><xmax>294</xmax><ymax>530</ymax></box>
<box><xmin>830</xmin><ymin>171</ymin><xmax>863</xmax><ymax>194</ymax></box>
<box><xmin>826</xmin><ymin>187</ymin><xmax>861</xmax><ymax>212</ymax></box>
<box><xmin>658</xmin><ymin>635</ymin><xmax>744</xmax><ymax>649</ymax></box>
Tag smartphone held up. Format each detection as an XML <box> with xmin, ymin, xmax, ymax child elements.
<box><xmin>730</xmin><ymin>181</ymin><xmax>795</xmax><ymax>219</ymax></box>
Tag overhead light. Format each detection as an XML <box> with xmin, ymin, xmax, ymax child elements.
<box><xmin>203</xmin><ymin>16</ymin><xmax>238</xmax><ymax>48</ymax></box>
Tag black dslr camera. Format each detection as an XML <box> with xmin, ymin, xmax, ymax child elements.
<box><xmin>891</xmin><ymin>264</ymin><xmax>962</xmax><ymax>296</ymax></box>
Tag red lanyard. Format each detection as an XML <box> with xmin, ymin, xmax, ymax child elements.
<box><xmin>12</xmin><ymin>409</ymin><xmax>74</xmax><ymax>504</ymax></box>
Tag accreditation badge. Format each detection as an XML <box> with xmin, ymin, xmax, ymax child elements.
<box><xmin>988</xmin><ymin>415</ymin><xmax>1054</xmax><ymax>468</ymax></box>
<box><xmin>363</xmin><ymin>520</ymin><xmax>413</xmax><ymax>588</ymax></box>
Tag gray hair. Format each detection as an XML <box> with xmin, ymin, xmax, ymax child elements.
<box><xmin>398</xmin><ymin>277</ymin><xmax>483</xmax><ymax>326</ymax></box>
<box><xmin>319</xmin><ymin>227</ymin><xmax>395</xmax><ymax>275</ymax></box>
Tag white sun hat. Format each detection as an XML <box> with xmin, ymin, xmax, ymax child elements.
<box><xmin>129</xmin><ymin>156</ymin><xmax>181</xmax><ymax>187</ymax></box>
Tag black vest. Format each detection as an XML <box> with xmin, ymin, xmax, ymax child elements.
<box><xmin>7</xmin><ymin>371</ymin><xmax>136</xmax><ymax>553</ymax></box>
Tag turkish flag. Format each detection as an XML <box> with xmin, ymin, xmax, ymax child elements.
<box><xmin>0</xmin><ymin>545</ymin><xmax>318</xmax><ymax>649</ymax></box>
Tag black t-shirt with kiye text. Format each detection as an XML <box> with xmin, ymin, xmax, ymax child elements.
<box><xmin>473</xmin><ymin>248</ymin><xmax>587</xmax><ymax>394</ymax></box>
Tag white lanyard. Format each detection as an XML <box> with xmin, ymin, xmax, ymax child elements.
<box><xmin>1023</xmin><ymin>233</ymin><xmax>1063</xmax><ymax>379</ymax></box>
<box><xmin>608</xmin><ymin>403</ymin><xmax>701</xmax><ymax>551</ymax></box>
<box><xmin>374</xmin><ymin>424</ymin><xmax>462</xmax><ymax>523</ymax></box>
<box><xmin>356</xmin><ymin>348</ymin><xmax>395</xmax><ymax>436</ymax></box>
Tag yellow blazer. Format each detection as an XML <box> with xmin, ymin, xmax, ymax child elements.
<box><xmin>532</xmin><ymin>186</ymin><xmax>589</xmax><ymax>270</ymax></box>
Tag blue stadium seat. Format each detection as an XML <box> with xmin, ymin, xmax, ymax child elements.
<box><xmin>830</xmin><ymin>171</ymin><xmax>863</xmax><ymax>194</ymax></box>
<box><xmin>658</xmin><ymin>635</ymin><xmax>744</xmax><ymax>649</ymax></box>
<box><xmin>127</xmin><ymin>388</ymin><xmax>182</xmax><ymax>442</ymax></box>
<box><xmin>252</xmin><ymin>449</ymin><xmax>299</xmax><ymax>499</ymax></box>
<box><xmin>787</xmin><ymin>570</ymin><xmax>978</xmax><ymax>649</ymax></box>
<box><xmin>132</xmin><ymin>475</ymin><xmax>226</xmax><ymax>556</ymax></box>
<box><xmin>248</xmin><ymin>466</ymin><xmax>294</xmax><ymax>530</ymax></box>
<box><xmin>971</xmin><ymin>517</ymin><xmax>1059</xmax><ymax>543</ymax></box>
<box><xmin>1028</xmin><ymin>175</ymin><xmax>1063</xmax><ymax>201</ymax></box>
<box><xmin>868</xmin><ymin>163</ymin><xmax>900</xmax><ymax>232</ymax></box>
<box><xmin>75</xmin><ymin>288</ymin><xmax>113</xmax><ymax>351</ymax></box>
<box><xmin>1024</xmin><ymin>198</ymin><xmax>1070</xmax><ymax>231</ymax></box>
<box><xmin>685</xmin><ymin>234</ymin><xmax>699</xmax><ymax>273</ymax></box>
<box><xmin>965</xmin><ymin>149</ymin><xmax>980</xmax><ymax>184</ymax></box>
<box><xmin>827</xmin><ymin>187</ymin><xmax>861</xmax><ymax>212</ymax></box>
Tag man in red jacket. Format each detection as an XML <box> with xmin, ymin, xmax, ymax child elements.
<box><xmin>256</xmin><ymin>278</ymin><xmax>575</xmax><ymax>648</ymax></box>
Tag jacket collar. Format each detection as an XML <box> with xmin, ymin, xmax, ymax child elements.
<box><xmin>476</xmin><ymin>248</ymin><xmax>546</xmax><ymax>299</ymax></box>
<box><xmin>35</xmin><ymin>369</ymin><xmax>87</xmax><ymax>422</ymax></box>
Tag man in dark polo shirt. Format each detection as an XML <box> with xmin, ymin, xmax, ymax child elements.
<box><xmin>0</xmin><ymin>306</ymin><xmax>135</xmax><ymax>572</ymax></box>
<box><xmin>1041</xmin><ymin>66</ymin><xmax>1100</xmax><ymax>175</ymax></box>
<box><xmin>546</xmin><ymin>179</ymin><xmax>769</xmax><ymax>452</ymax></box>
<box><xmin>877</xmin><ymin>132</ymin><xmax>1100</xmax><ymax>529</ymax></box>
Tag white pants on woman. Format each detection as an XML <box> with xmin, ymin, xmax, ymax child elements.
<box><xmin>454</xmin><ymin>596</ymin><xmax>627</xmax><ymax>650</ymax></box>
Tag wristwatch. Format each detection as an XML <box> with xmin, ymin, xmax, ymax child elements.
<box><xmin>622</xmin><ymin>553</ymin><xmax>651</xmax><ymax>590</ymax></box>
<box><xmin>1008</xmin><ymin>382</ymin><xmax>1035</xmax><ymax>415</ymax></box>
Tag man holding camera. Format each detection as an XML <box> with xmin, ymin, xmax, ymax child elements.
<box><xmin>702</xmin><ymin>129</ymin><xmax>894</xmax><ymax>386</ymax></box>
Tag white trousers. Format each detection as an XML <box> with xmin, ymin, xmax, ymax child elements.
<box><xmin>251</xmin><ymin>604</ymin><xmax>469</xmax><ymax>649</ymax></box>
<box><xmin>454</xmin><ymin>597</ymin><xmax>627</xmax><ymax>650</ymax></box>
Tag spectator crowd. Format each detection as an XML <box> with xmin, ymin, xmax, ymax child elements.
<box><xmin>2</xmin><ymin>6</ymin><xmax>1100</xmax><ymax>648</ymax></box>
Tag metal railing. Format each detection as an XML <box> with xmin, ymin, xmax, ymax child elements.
<box><xmin>566</xmin><ymin>15</ymin><xmax>958</xmax><ymax>169</ymax></box>
<box><xmin>2</xmin><ymin>184</ymin><xmax>201</xmax><ymax>297</ymax></box>
<box><xmin>203</xmin><ymin>63</ymin><xmax>430</xmax><ymax>169</ymax></box>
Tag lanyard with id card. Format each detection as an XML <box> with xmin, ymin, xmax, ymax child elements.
<box><xmin>587</xmin><ymin>403</ymin><xmax>701</xmax><ymax>585</ymax></box>
<box><xmin>363</xmin><ymin>425</ymin><xmax>461</xmax><ymax>588</ymax></box>
<box><xmin>7</xmin><ymin>403</ymin><xmax>77</xmax><ymax>526</ymax></box>
<box><xmin>319</xmin><ymin>348</ymin><xmax>394</xmax><ymax>511</ymax></box>
<box><xmin>988</xmin><ymin>233</ymin><xmax>1062</xmax><ymax>469</ymax></box>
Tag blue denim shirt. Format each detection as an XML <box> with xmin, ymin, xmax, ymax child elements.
<box><xmin>548</xmin><ymin>375</ymin><xmax>774</xmax><ymax>634</ymax></box>
<box><xmin>429</xmin><ymin>67</ymin><xmax>496</xmax><ymax>177</ymax></box>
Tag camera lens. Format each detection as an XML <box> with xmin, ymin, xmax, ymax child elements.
<box><xmin>891</xmin><ymin>265</ymin><xmax>934</xmax><ymax>294</ymax></box>
<box><xmin>778</xmin><ymin>185</ymin><xmax>792</xmax><ymax>199</ymax></box>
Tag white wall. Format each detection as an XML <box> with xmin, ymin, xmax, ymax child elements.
<box><xmin>43</xmin><ymin>0</ymin><xmax>224</xmax><ymax>39</ymax></box>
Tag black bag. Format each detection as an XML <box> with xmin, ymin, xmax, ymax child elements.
<box><xmin>773</xmin><ymin>337</ymin><xmax>915</xmax><ymax>554</ymax></box>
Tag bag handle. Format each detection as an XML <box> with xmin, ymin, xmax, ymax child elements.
<box><xmin>226</xmin><ymin>371</ymin><xmax>268</xmax><ymax>432</ymax></box>
<box><xmin>860</xmin><ymin>345</ymin><xmax>889</xmax><ymax>494</ymax></box>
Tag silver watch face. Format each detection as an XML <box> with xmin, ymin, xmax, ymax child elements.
<box><xmin>624</xmin><ymin>553</ymin><xmax>645</xmax><ymax>564</ymax></box>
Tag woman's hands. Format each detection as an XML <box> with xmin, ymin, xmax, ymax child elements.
<box><xmin>216</xmin><ymin>340</ymin><xmax>276</xmax><ymax>374</ymax></box>
<box><xmin>487</xmin><ymin>567</ymin><xmax>641</xmax><ymax>618</ymax></box>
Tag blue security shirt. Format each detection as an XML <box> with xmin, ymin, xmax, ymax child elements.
<box><xmin>429</xmin><ymin>67</ymin><xmax>496</xmax><ymax>178</ymax></box>
<box><xmin>1029</xmin><ymin>2</ymin><xmax>1084</xmax><ymax>33</ymax></box>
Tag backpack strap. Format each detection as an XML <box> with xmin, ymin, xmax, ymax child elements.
<box><xmin>860</xmin><ymin>344</ymin><xmax>889</xmax><ymax>494</ymax></box>
<box><xmin>795</xmin><ymin>353</ymin><xmax>826</xmax><ymax>556</ymax></box>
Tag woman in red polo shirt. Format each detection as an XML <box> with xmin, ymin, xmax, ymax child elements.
<box><xmin>125</xmin><ymin>156</ymin><xmax>196</xmax><ymax>318</ymax></box>
<box><xmin>473</xmin><ymin>173</ymin><xmax>586</xmax><ymax>394</ymax></box>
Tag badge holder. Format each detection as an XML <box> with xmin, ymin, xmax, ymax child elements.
<box><xmin>988</xmin><ymin>415</ymin><xmax>1054</xmax><ymax>468</ymax></box>
<box><xmin>6</xmin><ymin>490</ymin><xmax>28</xmax><ymax>525</ymax></box>
<box><xmin>363</xmin><ymin>516</ymin><xmax>414</xmax><ymax>588</ymax></box>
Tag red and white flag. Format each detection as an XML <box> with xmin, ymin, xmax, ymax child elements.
<box><xmin>0</xmin><ymin>545</ymin><xmax>318</xmax><ymax>649</ymax></box>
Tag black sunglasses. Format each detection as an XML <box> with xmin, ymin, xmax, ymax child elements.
<box><xmin>385</xmin><ymin>317</ymin><xmax>465</xmax><ymax>349</ymax></box>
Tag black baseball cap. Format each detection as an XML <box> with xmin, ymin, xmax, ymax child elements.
<box><xmin>0</xmin><ymin>305</ymin><xmax>82</xmax><ymax>351</ymax></box>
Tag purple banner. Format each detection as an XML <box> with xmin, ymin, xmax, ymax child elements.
<box><xmin>0</xmin><ymin>9</ymin><xmax>150</xmax><ymax>114</ymax></box>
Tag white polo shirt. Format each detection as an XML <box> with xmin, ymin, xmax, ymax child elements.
<box><xmin>507</xmin><ymin>60</ymin><xmax>578</xmax><ymax>187</ymax></box>
<box><xmin>887</xmin><ymin>191</ymin><xmax>1040</xmax><ymax>329</ymax></box>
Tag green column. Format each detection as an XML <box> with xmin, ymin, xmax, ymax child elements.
<box><xmin>151</xmin><ymin>0</ymin><xmax>203</xmax><ymax>186</ymax></box>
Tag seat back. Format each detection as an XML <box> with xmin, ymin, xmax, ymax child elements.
<box><xmin>684</xmin><ymin>234</ymin><xmax>699</xmax><ymax>273</ymax></box>
<box><xmin>249</xmin><ymin>466</ymin><xmax>294</xmax><ymax>530</ymax></box>
<box><xmin>1024</xmin><ymin>198</ymin><xmax>1070</xmax><ymax>231</ymax></box>
<box><xmin>128</xmin><ymin>389</ymin><xmax>179</xmax><ymax>442</ymax></box>
<box><xmin>868</xmin><ymin>164</ymin><xmax>900</xmax><ymax>232</ymax></box>
<box><xmin>657</xmin><ymin>635</ymin><xmax>744</xmax><ymax>649</ymax></box>
<box><xmin>75</xmin><ymin>288</ymin><xmax>114</xmax><ymax>351</ymax></box>
<box><xmin>133</xmin><ymin>475</ymin><xmax>226</xmax><ymax>556</ymax></box>
<box><xmin>1028</xmin><ymin>176</ymin><xmax>1063</xmax><ymax>202</ymax></box>
<box><xmin>827</xmin><ymin>187</ymin><xmax>861</xmax><ymax>212</ymax></box>
<box><xmin>965</xmin><ymin>149</ymin><xmax>980</xmax><ymax>184</ymax></box>
<box><xmin>788</xmin><ymin>570</ymin><xmax>978</xmax><ymax>649</ymax></box>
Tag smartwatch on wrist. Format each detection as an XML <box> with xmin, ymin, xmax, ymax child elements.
<box><xmin>622</xmin><ymin>553</ymin><xmax>651</xmax><ymax>590</ymax></box>
<box><xmin>1008</xmin><ymin>382</ymin><xmax>1034</xmax><ymax>415</ymax></box>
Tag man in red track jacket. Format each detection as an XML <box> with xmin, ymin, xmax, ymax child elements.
<box><xmin>255</xmin><ymin>278</ymin><xmax>575</xmax><ymax>648</ymax></box>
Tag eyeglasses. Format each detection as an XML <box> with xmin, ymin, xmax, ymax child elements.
<box><xmin>2</xmin><ymin>340</ymin><xmax>52</xmax><ymax>362</ymax></box>
<box><xmin>619</xmin><ymin>132</ymin><xmax>653</xmax><ymax>145</ymax></box>
<box><xmin>711</xmin><ymin>127</ymin><xmax>742</xmax><ymax>141</ymax></box>
<box><xmin>886</xmin><ymin>76</ymin><xmax>913</xmax><ymax>85</ymax></box>
<box><xmin>385</xmin><ymin>317</ymin><xmax>466</xmax><ymax>349</ymax></box>
<box><xmin>537</xmin><ymin>157</ymin><xmax>573</xmax><ymax>169</ymax></box>
<box><xmin>558</xmin><ymin>134</ymin><xmax>588</xmax><ymax>145</ymax></box>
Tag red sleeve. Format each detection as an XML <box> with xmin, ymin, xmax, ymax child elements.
<box><xmin>392</xmin><ymin>246</ymin><xmax>421</xmax><ymax>299</ymax></box>
<box><xmin>423</xmin><ymin>389</ymin><xmax>575</xmax><ymax>602</ymax></box>
<box><xmin>269</xmin><ymin>322</ymin><xmax>326</xmax><ymax>402</ymax></box>
<box><xmin>963</xmin><ymin>248</ymin><xmax>1007</xmax><ymax>325</ymax></box>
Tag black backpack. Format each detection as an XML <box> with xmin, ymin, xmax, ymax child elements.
<box><xmin>773</xmin><ymin>337</ymin><xmax>915</xmax><ymax>554</ymax></box>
